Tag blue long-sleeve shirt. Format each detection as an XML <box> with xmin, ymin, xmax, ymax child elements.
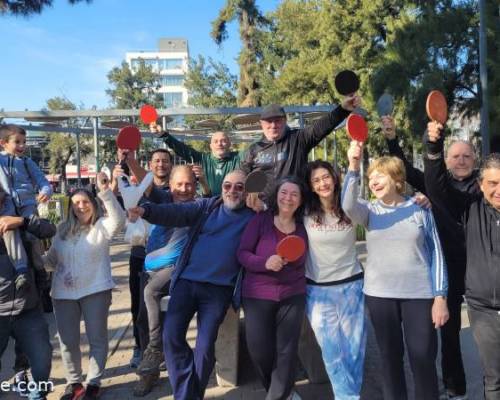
<box><xmin>0</xmin><ymin>152</ymin><xmax>52</xmax><ymax>216</ymax></box>
<box><xmin>341</xmin><ymin>171</ymin><xmax>447</xmax><ymax>298</ymax></box>
<box><xmin>141</xmin><ymin>198</ymin><xmax>254</xmax><ymax>288</ymax></box>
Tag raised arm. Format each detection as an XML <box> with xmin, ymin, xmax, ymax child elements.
<box><xmin>96</xmin><ymin>173</ymin><xmax>126</xmax><ymax>239</ymax></box>
<box><xmin>150</xmin><ymin>122</ymin><xmax>202</xmax><ymax>163</ymax></box>
<box><xmin>298</xmin><ymin>95</ymin><xmax>358</xmax><ymax>150</ymax></box>
<box><xmin>381</xmin><ymin>116</ymin><xmax>426</xmax><ymax>194</ymax></box>
<box><xmin>423</xmin><ymin>122</ymin><xmax>474</xmax><ymax>219</ymax></box>
<box><xmin>341</xmin><ymin>141</ymin><xmax>370</xmax><ymax>227</ymax></box>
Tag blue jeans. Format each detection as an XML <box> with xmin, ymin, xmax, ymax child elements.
<box><xmin>0</xmin><ymin>307</ymin><xmax>52</xmax><ymax>400</ymax></box>
<box><xmin>162</xmin><ymin>279</ymin><xmax>233</xmax><ymax>400</ymax></box>
<box><xmin>306</xmin><ymin>279</ymin><xmax>366</xmax><ymax>400</ymax></box>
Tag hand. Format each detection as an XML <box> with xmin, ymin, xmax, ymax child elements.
<box><xmin>127</xmin><ymin>206</ymin><xmax>145</xmax><ymax>222</ymax></box>
<box><xmin>413</xmin><ymin>192</ymin><xmax>432</xmax><ymax>209</ymax></box>
<box><xmin>149</xmin><ymin>122</ymin><xmax>163</xmax><ymax>136</ymax></box>
<box><xmin>96</xmin><ymin>172</ymin><xmax>110</xmax><ymax>192</ymax></box>
<box><xmin>112</xmin><ymin>164</ymin><xmax>126</xmax><ymax>180</ymax></box>
<box><xmin>341</xmin><ymin>93</ymin><xmax>362</xmax><ymax>111</ymax></box>
<box><xmin>37</xmin><ymin>193</ymin><xmax>50</xmax><ymax>203</ymax></box>
<box><xmin>381</xmin><ymin>116</ymin><xmax>396</xmax><ymax>139</ymax></box>
<box><xmin>432</xmin><ymin>296</ymin><xmax>449</xmax><ymax>329</ymax></box>
<box><xmin>427</xmin><ymin>121</ymin><xmax>444</xmax><ymax>143</ymax></box>
<box><xmin>265</xmin><ymin>254</ymin><xmax>286</xmax><ymax>272</ymax></box>
<box><xmin>347</xmin><ymin>140</ymin><xmax>363</xmax><ymax>171</ymax></box>
<box><xmin>117</xmin><ymin>148</ymin><xmax>134</xmax><ymax>163</ymax></box>
<box><xmin>246</xmin><ymin>192</ymin><xmax>266</xmax><ymax>213</ymax></box>
<box><xmin>0</xmin><ymin>216</ymin><xmax>24</xmax><ymax>234</ymax></box>
<box><xmin>190</xmin><ymin>164</ymin><xmax>205</xmax><ymax>182</ymax></box>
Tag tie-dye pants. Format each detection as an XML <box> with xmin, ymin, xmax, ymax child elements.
<box><xmin>306</xmin><ymin>278</ymin><xmax>366</xmax><ymax>400</ymax></box>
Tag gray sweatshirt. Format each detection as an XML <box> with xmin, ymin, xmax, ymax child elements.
<box><xmin>341</xmin><ymin>171</ymin><xmax>447</xmax><ymax>299</ymax></box>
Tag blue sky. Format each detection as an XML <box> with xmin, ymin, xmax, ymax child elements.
<box><xmin>0</xmin><ymin>0</ymin><xmax>280</xmax><ymax>111</ymax></box>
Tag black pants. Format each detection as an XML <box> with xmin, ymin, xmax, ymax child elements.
<box><xmin>243</xmin><ymin>294</ymin><xmax>305</xmax><ymax>400</ymax></box>
<box><xmin>467</xmin><ymin>302</ymin><xmax>500</xmax><ymax>400</ymax></box>
<box><xmin>440</xmin><ymin>293</ymin><xmax>466</xmax><ymax>395</ymax></box>
<box><xmin>365</xmin><ymin>295</ymin><xmax>439</xmax><ymax>400</ymax></box>
<box><xmin>129</xmin><ymin>254</ymin><xmax>144</xmax><ymax>349</ymax></box>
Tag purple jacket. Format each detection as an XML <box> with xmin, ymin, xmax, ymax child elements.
<box><xmin>237</xmin><ymin>210</ymin><xmax>308</xmax><ymax>301</ymax></box>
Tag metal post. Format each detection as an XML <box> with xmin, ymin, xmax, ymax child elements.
<box><xmin>93</xmin><ymin>117</ymin><xmax>100</xmax><ymax>173</ymax></box>
<box><xmin>162</xmin><ymin>115</ymin><xmax>167</xmax><ymax>131</ymax></box>
<box><xmin>479</xmin><ymin>0</ymin><xmax>490</xmax><ymax>156</ymax></box>
<box><xmin>76</xmin><ymin>129</ymin><xmax>81</xmax><ymax>186</ymax></box>
<box><xmin>323</xmin><ymin>139</ymin><xmax>327</xmax><ymax>160</ymax></box>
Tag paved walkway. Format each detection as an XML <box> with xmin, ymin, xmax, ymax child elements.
<box><xmin>0</xmin><ymin>240</ymin><xmax>487</xmax><ymax>399</ymax></box>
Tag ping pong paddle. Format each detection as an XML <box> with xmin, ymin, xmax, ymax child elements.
<box><xmin>140</xmin><ymin>105</ymin><xmax>158</xmax><ymax>125</ymax></box>
<box><xmin>334</xmin><ymin>70</ymin><xmax>360</xmax><ymax>96</ymax></box>
<box><xmin>276</xmin><ymin>235</ymin><xmax>306</xmax><ymax>263</ymax></box>
<box><xmin>426</xmin><ymin>90</ymin><xmax>448</xmax><ymax>125</ymax></box>
<box><xmin>116</xmin><ymin>125</ymin><xmax>141</xmax><ymax>177</ymax></box>
<box><xmin>116</xmin><ymin>125</ymin><xmax>141</xmax><ymax>151</ymax></box>
<box><xmin>346</xmin><ymin>114</ymin><xmax>368</xmax><ymax>142</ymax></box>
<box><xmin>376</xmin><ymin>93</ymin><xmax>394</xmax><ymax>117</ymax></box>
<box><xmin>245</xmin><ymin>170</ymin><xmax>269</xmax><ymax>193</ymax></box>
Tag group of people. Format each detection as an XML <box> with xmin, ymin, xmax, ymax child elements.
<box><xmin>0</xmin><ymin>90</ymin><xmax>498</xmax><ymax>400</ymax></box>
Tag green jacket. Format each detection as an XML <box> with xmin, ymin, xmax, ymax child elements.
<box><xmin>161</xmin><ymin>133</ymin><xmax>242</xmax><ymax>196</ymax></box>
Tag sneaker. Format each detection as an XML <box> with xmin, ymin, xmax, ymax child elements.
<box><xmin>59</xmin><ymin>383</ymin><xmax>85</xmax><ymax>400</ymax></box>
<box><xmin>130</xmin><ymin>347</ymin><xmax>142</xmax><ymax>369</ymax></box>
<box><xmin>137</xmin><ymin>347</ymin><xmax>164</xmax><ymax>375</ymax></box>
<box><xmin>133</xmin><ymin>372</ymin><xmax>159</xmax><ymax>397</ymax></box>
<box><xmin>13</xmin><ymin>370</ymin><xmax>29</xmax><ymax>397</ymax></box>
<box><xmin>82</xmin><ymin>384</ymin><xmax>100</xmax><ymax>400</ymax></box>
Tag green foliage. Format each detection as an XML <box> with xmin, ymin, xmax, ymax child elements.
<box><xmin>253</xmin><ymin>0</ymin><xmax>480</xmax><ymax>165</ymax></box>
<box><xmin>106</xmin><ymin>60</ymin><xmax>163</xmax><ymax>114</ymax></box>
<box><xmin>0</xmin><ymin>0</ymin><xmax>91</xmax><ymax>16</ymax></box>
<box><xmin>43</xmin><ymin>97</ymin><xmax>91</xmax><ymax>190</ymax></box>
<box><xmin>211</xmin><ymin>0</ymin><xmax>269</xmax><ymax>106</ymax></box>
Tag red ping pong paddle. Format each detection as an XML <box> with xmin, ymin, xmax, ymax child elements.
<box><xmin>346</xmin><ymin>114</ymin><xmax>368</xmax><ymax>142</ymax></box>
<box><xmin>116</xmin><ymin>125</ymin><xmax>141</xmax><ymax>151</ymax></box>
<box><xmin>276</xmin><ymin>235</ymin><xmax>306</xmax><ymax>263</ymax></box>
<box><xmin>245</xmin><ymin>170</ymin><xmax>269</xmax><ymax>193</ymax></box>
<box><xmin>140</xmin><ymin>105</ymin><xmax>158</xmax><ymax>125</ymax></box>
<box><xmin>426</xmin><ymin>90</ymin><xmax>448</xmax><ymax>125</ymax></box>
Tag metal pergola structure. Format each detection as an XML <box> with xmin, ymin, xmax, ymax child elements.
<box><xmin>0</xmin><ymin>105</ymin><xmax>341</xmax><ymax>185</ymax></box>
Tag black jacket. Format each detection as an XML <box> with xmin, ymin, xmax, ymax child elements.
<box><xmin>387</xmin><ymin>137</ymin><xmax>480</xmax><ymax>295</ymax></box>
<box><xmin>0</xmin><ymin>215</ymin><xmax>56</xmax><ymax>316</ymax></box>
<box><xmin>241</xmin><ymin>106</ymin><xmax>350</xmax><ymax>195</ymax></box>
<box><xmin>423</xmin><ymin>138</ymin><xmax>500</xmax><ymax>309</ymax></box>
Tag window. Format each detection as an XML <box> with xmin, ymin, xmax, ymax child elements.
<box><xmin>163</xmin><ymin>92</ymin><xmax>183</xmax><ymax>108</ymax></box>
<box><xmin>161</xmin><ymin>75</ymin><xmax>184</xmax><ymax>86</ymax></box>
<box><xmin>161</xmin><ymin>59</ymin><xmax>183</xmax><ymax>70</ymax></box>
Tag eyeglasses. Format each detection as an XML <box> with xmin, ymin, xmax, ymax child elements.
<box><xmin>222</xmin><ymin>182</ymin><xmax>245</xmax><ymax>192</ymax></box>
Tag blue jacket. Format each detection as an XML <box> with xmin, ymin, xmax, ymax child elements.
<box><xmin>0</xmin><ymin>153</ymin><xmax>52</xmax><ymax>215</ymax></box>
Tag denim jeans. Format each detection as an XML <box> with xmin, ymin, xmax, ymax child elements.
<box><xmin>0</xmin><ymin>307</ymin><xmax>52</xmax><ymax>400</ymax></box>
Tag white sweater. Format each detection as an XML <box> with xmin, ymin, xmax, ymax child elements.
<box><xmin>45</xmin><ymin>189</ymin><xmax>126</xmax><ymax>300</ymax></box>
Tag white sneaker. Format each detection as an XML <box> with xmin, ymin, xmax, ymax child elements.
<box><xmin>447</xmin><ymin>394</ymin><xmax>468</xmax><ymax>400</ymax></box>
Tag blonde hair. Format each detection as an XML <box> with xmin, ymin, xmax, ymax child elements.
<box><xmin>367</xmin><ymin>156</ymin><xmax>406</xmax><ymax>194</ymax></box>
<box><xmin>58</xmin><ymin>189</ymin><xmax>102</xmax><ymax>240</ymax></box>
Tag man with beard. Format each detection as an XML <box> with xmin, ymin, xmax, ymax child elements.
<box><xmin>128</xmin><ymin>170</ymin><xmax>253</xmax><ymax>400</ymax></box>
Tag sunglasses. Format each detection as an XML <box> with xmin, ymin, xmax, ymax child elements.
<box><xmin>222</xmin><ymin>182</ymin><xmax>245</xmax><ymax>192</ymax></box>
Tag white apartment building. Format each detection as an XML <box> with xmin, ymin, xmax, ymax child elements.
<box><xmin>126</xmin><ymin>38</ymin><xmax>189</xmax><ymax>108</ymax></box>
